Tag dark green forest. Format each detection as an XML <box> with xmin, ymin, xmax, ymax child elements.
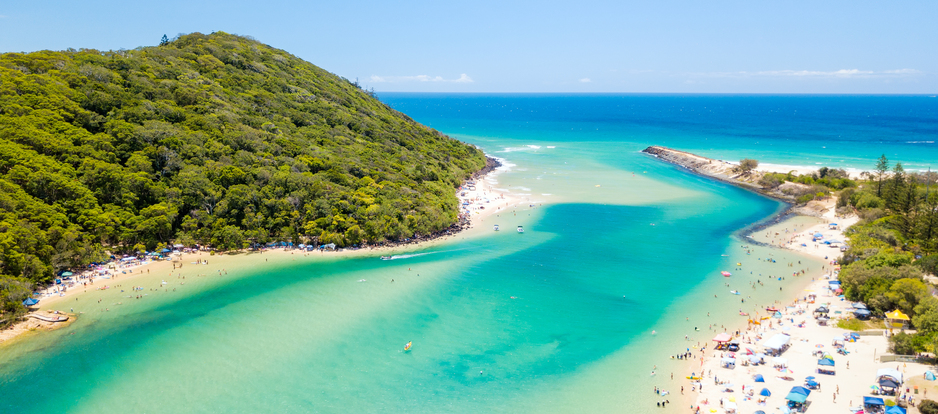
<box><xmin>0</xmin><ymin>32</ymin><xmax>485</xmax><ymax>325</ymax></box>
<box><xmin>833</xmin><ymin>157</ymin><xmax>938</xmax><ymax>354</ymax></box>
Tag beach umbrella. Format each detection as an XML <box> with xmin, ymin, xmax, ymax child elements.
<box><xmin>759</xmin><ymin>388</ymin><xmax>771</xmax><ymax>396</ymax></box>
<box><xmin>60</xmin><ymin>271</ymin><xmax>74</xmax><ymax>277</ymax></box>
<box><xmin>805</xmin><ymin>376</ymin><xmax>815</xmax><ymax>380</ymax></box>
<box><xmin>754</xmin><ymin>411</ymin><xmax>766</xmax><ymax>414</ymax></box>
<box><xmin>885</xmin><ymin>406</ymin><xmax>907</xmax><ymax>414</ymax></box>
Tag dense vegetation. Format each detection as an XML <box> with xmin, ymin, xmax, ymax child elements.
<box><xmin>0</xmin><ymin>32</ymin><xmax>485</xmax><ymax>325</ymax></box>
<box><xmin>759</xmin><ymin>166</ymin><xmax>858</xmax><ymax>203</ymax></box>
<box><xmin>831</xmin><ymin>157</ymin><xmax>938</xmax><ymax>354</ymax></box>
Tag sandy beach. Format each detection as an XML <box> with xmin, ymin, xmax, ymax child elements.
<box><xmin>1</xmin><ymin>157</ymin><xmax>524</xmax><ymax>345</ymax></box>
<box><xmin>686</xmin><ymin>201</ymin><xmax>930</xmax><ymax>414</ymax></box>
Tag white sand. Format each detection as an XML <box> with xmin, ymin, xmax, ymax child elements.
<box><xmin>690</xmin><ymin>205</ymin><xmax>931</xmax><ymax>414</ymax></box>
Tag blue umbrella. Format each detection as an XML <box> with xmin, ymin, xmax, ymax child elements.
<box><xmin>759</xmin><ymin>388</ymin><xmax>771</xmax><ymax>396</ymax></box>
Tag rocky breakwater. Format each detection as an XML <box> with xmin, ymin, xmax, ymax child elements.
<box><xmin>641</xmin><ymin>146</ymin><xmax>794</xmax><ymax>202</ymax></box>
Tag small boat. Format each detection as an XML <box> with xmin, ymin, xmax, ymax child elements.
<box><xmin>686</xmin><ymin>376</ymin><xmax>702</xmax><ymax>380</ymax></box>
<box><xmin>403</xmin><ymin>341</ymin><xmax>412</xmax><ymax>352</ymax></box>
<box><xmin>721</xmin><ymin>271</ymin><xmax>732</xmax><ymax>277</ymax></box>
<box><xmin>494</xmin><ymin>224</ymin><xmax>499</xmax><ymax>231</ymax></box>
<box><xmin>517</xmin><ymin>226</ymin><xmax>524</xmax><ymax>233</ymax></box>
<box><xmin>736</xmin><ymin>262</ymin><xmax>742</xmax><ymax>266</ymax></box>
<box><xmin>739</xmin><ymin>312</ymin><xmax>749</xmax><ymax>316</ymax></box>
<box><xmin>766</xmin><ymin>307</ymin><xmax>779</xmax><ymax>312</ymax></box>
<box><xmin>380</xmin><ymin>256</ymin><xmax>392</xmax><ymax>260</ymax></box>
<box><xmin>730</xmin><ymin>290</ymin><xmax>740</xmax><ymax>295</ymax></box>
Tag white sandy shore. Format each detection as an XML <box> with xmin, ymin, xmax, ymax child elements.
<box><xmin>1</xmin><ymin>157</ymin><xmax>526</xmax><ymax>344</ymax></box>
<box><xmin>754</xmin><ymin>198</ymin><xmax>861</xmax><ymax>261</ymax></box>
<box><xmin>688</xmin><ymin>203</ymin><xmax>931</xmax><ymax>414</ymax></box>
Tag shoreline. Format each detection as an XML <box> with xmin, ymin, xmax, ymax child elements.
<box><xmin>2</xmin><ymin>153</ymin><xmax>523</xmax><ymax>345</ymax></box>
<box><xmin>638</xmin><ymin>146</ymin><xmax>879</xmax><ymax>412</ymax></box>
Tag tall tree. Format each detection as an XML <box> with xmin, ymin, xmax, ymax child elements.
<box><xmin>160</xmin><ymin>34</ymin><xmax>169</xmax><ymax>46</ymax></box>
<box><xmin>876</xmin><ymin>154</ymin><xmax>890</xmax><ymax>197</ymax></box>
<box><xmin>886</xmin><ymin>162</ymin><xmax>906</xmax><ymax>211</ymax></box>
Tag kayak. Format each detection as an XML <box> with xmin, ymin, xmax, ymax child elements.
<box><xmin>730</xmin><ymin>290</ymin><xmax>740</xmax><ymax>295</ymax></box>
<box><xmin>403</xmin><ymin>341</ymin><xmax>412</xmax><ymax>351</ymax></box>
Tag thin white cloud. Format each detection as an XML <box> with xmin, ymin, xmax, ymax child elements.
<box><xmin>454</xmin><ymin>74</ymin><xmax>473</xmax><ymax>83</ymax></box>
<box><xmin>369</xmin><ymin>74</ymin><xmax>473</xmax><ymax>83</ymax></box>
<box><xmin>579</xmin><ymin>78</ymin><xmax>591</xmax><ymax>83</ymax></box>
<box><xmin>688</xmin><ymin>69</ymin><xmax>922</xmax><ymax>79</ymax></box>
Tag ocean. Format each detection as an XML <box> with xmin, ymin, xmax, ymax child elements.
<box><xmin>0</xmin><ymin>94</ymin><xmax>934</xmax><ymax>413</ymax></box>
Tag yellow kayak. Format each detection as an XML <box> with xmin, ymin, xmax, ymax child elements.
<box><xmin>404</xmin><ymin>341</ymin><xmax>412</xmax><ymax>351</ymax></box>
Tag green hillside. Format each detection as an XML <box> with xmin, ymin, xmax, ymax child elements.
<box><xmin>0</xmin><ymin>32</ymin><xmax>486</xmax><ymax>319</ymax></box>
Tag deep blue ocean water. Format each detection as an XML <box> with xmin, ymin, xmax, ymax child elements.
<box><xmin>381</xmin><ymin>94</ymin><xmax>938</xmax><ymax>171</ymax></box>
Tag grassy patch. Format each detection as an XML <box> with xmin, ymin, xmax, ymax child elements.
<box><xmin>836</xmin><ymin>318</ymin><xmax>879</xmax><ymax>331</ymax></box>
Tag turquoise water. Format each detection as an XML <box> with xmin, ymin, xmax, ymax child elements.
<box><xmin>2</xmin><ymin>95</ymin><xmax>923</xmax><ymax>413</ymax></box>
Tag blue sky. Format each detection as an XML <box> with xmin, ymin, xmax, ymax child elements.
<box><xmin>1</xmin><ymin>1</ymin><xmax>935</xmax><ymax>93</ymax></box>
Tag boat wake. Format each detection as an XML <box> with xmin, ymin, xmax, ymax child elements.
<box><xmin>380</xmin><ymin>249</ymin><xmax>462</xmax><ymax>261</ymax></box>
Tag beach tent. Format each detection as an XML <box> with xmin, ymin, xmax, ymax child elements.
<box><xmin>854</xmin><ymin>309</ymin><xmax>872</xmax><ymax>319</ymax></box>
<box><xmin>720</xmin><ymin>357</ymin><xmax>736</xmax><ymax>368</ymax></box>
<box><xmin>762</xmin><ymin>334</ymin><xmax>791</xmax><ymax>354</ymax></box>
<box><xmin>818</xmin><ymin>358</ymin><xmax>835</xmax><ymax>366</ymax></box>
<box><xmin>759</xmin><ymin>388</ymin><xmax>771</xmax><ymax>397</ymax></box>
<box><xmin>785</xmin><ymin>386</ymin><xmax>811</xmax><ymax>403</ymax></box>
<box><xmin>748</xmin><ymin>355</ymin><xmax>763</xmax><ymax>364</ymax></box>
<box><xmin>885</xmin><ymin>406</ymin><xmax>907</xmax><ymax>414</ymax></box>
<box><xmin>22</xmin><ymin>297</ymin><xmax>39</xmax><ymax>306</ymax></box>
<box><xmin>722</xmin><ymin>400</ymin><xmax>737</xmax><ymax>412</ymax></box>
<box><xmin>814</xmin><ymin>232</ymin><xmax>823</xmax><ymax>238</ymax></box>
<box><xmin>879</xmin><ymin>378</ymin><xmax>900</xmax><ymax>389</ymax></box>
<box><xmin>926</xmin><ymin>371</ymin><xmax>937</xmax><ymax>381</ymax></box>
<box><xmin>853</xmin><ymin>303</ymin><xmax>868</xmax><ymax>309</ymax></box>
<box><xmin>864</xmin><ymin>397</ymin><xmax>885</xmax><ymax>406</ymax></box>
<box><xmin>713</xmin><ymin>333</ymin><xmax>732</xmax><ymax>343</ymax></box>
<box><xmin>753</xmin><ymin>374</ymin><xmax>765</xmax><ymax>382</ymax></box>
<box><xmin>877</xmin><ymin>368</ymin><xmax>903</xmax><ymax>383</ymax></box>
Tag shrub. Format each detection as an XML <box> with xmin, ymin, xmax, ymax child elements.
<box><xmin>919</xmin><ymin>399</ymin><xmax>938</xmax><ymax>414</ymax></box>
<box><xmin>890</xmin><ymin>332</ymin><xmax>917</xmax><ymax>355</ymax></box>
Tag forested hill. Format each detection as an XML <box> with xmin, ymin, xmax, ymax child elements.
<box><xmin>0</xmin><ymin>32</ymin><xmax>486</xmax><ymax>286</ymax></box>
